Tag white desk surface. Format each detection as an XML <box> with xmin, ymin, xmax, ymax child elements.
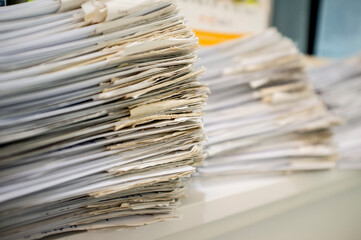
<box><xmin>61</xmin><ymin>170</ymin><xmax>361</xmax><ymax>240</ymax></box>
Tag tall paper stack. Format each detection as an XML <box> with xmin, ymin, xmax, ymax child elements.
<box><xmin>309</xmin><ymin>56</ymin><xmax>361</xmax><ymax>169</ymax></box>
<box><xmin>0</xmin><ymin>0</ymin><xmax>207</xmax><ymax>239</ymax></box>
<box><xmin>196</xmin><ymin>29</ymin><xmax>340</xmax><ymax>176</ymax></box>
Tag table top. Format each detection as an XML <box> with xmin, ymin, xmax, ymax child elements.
<box><xmin>60</xmin><ymin>169</ymin><xmax>361</xmax><ymax>240</ymax></box>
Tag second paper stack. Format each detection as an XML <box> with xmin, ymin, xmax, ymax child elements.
<box><xmin>196</xmin><ymin>29</ymin><xmax>340</xmax><ymax>176</ymax></box>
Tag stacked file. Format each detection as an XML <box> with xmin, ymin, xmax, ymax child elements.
<box><xmin>196</xmin><ymin>29</ymin><xmax>340</xmax><ymax>176</ymax></box>
<box><xmin>0</xmin><ymin>0</ymin><xmax>207</xmax><ymax>239</ymax></box>
<box><xmin>309</xmin><ymin>56</ymin><xmax>361</xmax><ymax>169</ymax></box>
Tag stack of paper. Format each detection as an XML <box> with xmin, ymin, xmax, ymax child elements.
<box><xmin>196</xmin><ymin>29</ymin><xmax>340</xmax><ymax>176</ymax></box>
<box><xmin>309</xmin><ymin>56</ymin><xmax>361</xmax><ymax>169</ymax></box>
<box><xmin>0</xmin><ymin>0</ymin><xmax>207</xmax><ymax>239</ymax></box>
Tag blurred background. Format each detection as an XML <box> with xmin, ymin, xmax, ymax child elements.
<box><xmin>177</xmin><ymin>0</ymin><xmax>361</xmax><ymax>58</ymax></box>
<box><xmin>273</xmin><ymin>0</ymin><xmax>361</xmax><ymax>58</ymax></box>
